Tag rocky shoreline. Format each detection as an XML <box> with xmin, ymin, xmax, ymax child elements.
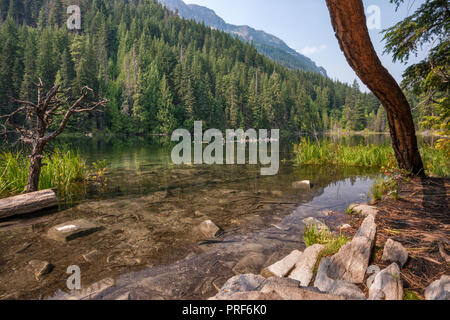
<box><xmin>210</xmin><ymin>204</ymin><xmax>449</xmax><ymax>300</ymax></box>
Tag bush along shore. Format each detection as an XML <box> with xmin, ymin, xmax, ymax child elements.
<box><xmin>0</xmin><ymin>150</ymin><xmax>87</xmax><ymax>201</ymax></box>
<box><xmin>293</xmin><ymin>138</ymin><xmax>450</xmax><ymax>177</ymax></box>
<box><xmin>209</xmin><ymin>197</ymin><xmax>449</xmax><ymax>300</ymax></box>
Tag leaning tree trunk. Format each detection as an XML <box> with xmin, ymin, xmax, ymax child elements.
<box><xmin>325</xmin><ymin>0</ymin><xmax>425</xmax><ymax>175</ymax></box>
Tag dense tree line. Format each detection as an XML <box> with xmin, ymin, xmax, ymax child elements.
<box><xmin>0</xmin><ymin>0</ymin><xmax>384</xmax><ymax>137</ymax></box>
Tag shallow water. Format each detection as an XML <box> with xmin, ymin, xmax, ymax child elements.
<box><xmin>0</xmin><ymin>136</ymin><xmax>382</xmax><ymax>299</ymax></box>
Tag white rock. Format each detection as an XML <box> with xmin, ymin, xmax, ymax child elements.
<box><xmin>369</xmin><ymin>263</ymin><xmax>403</xmax><ymax>300</ymax></box>
<box><xmin>213</xmin><ymin>274</ymin><xmax>266</xmax><ymax>300</ymax></box>
<box><xmin>260</xmin><ymin>277</ymin><xmax>344</xmax><ymax>300</ymax></box>
<box><xmin>424</xmin><ymin>275</ymin><xmax>450</xmax><ymax>300</ymax></box>
<box><xmin>289</xmin><ymin>244</ymin><xmax>324</xmax><ymax>286</ymax></box>
<box><xmin>314</xmin><ymin>257</ymin><xmax>366</xmax><ymax>300</ymax></box>
<box><xmin>264</xmin><ymin>250</ymin><xmax>303</xmax><ymax>278</ymax></box>
<box><xmin>366</xmin><ymin>265</ymin><xmax>381</xmax><ymax>289</ymax></box>
<box><xmin>47</xmin><ymin>219</ymin><xmax>102</xmax><ymax>242</ymax></box>
<box><xmin>382</xmin><ymin>239</ymin><xmax>409</xmax><ymax>268</ymax></box>
<box><xmin>327</xmin><ymin>214</ymin><xmax>377</xmax><ymax>283</ymax></box>
<box><xmin>350</xmin><ymin>204</ymin><xmax>378</xmax><ymax>217</ymax></box>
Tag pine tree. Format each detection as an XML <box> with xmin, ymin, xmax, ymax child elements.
<box><xmin>157</xmin><ymin>75</ymin><xmax>177</xmax><ymax>135</ymax></box>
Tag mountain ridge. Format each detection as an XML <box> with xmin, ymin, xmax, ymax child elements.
<box><xmin>158</xmin><ymin>0</ymin><xmax>327</xmax><ymax>76</ymax></box>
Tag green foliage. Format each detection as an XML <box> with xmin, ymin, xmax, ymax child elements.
<box><xmin>403</xmin><ymin>290</ymin><xmax>421</xmax><ymax>301</ymax></box>
<box><xmin>294</xmin><ymin>138</ymin><xmax>394</xmax><ymax>167</ymax></box>
<box><xmin>384</xmin><ymin>0</ymin><xmax>449</xmax><ymax>147</ymax></box>
<box><xmin>303</xmin><ymin>223</ymin><xmax>350</xmax><ymax>250</ymax></box>
<box><xmin>294</xmin><ymin>139</ymin><xmax>450</xmax><ymax>177</ymax></box>
<box><xmin>304</xmin><ymin>223</ymin><xmax>351</xmax><ymax>277</ymax></box>
<box><xmin>0</xmin><ymin>0</ymin><xmax>379</xmax><ymax>137</ymax></box>
<box><xmin>0</xmin><ymin>150</ymin><xmax>87</xmax><ymax>199</ymax></box>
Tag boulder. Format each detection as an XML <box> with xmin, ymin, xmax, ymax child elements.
<box><xmin>210</xmin><ymin>291</ymin><xmax>283</xmax><ymax>300</ymax></box>
<box><xmin>327</xmin><ymin>214</ymin><xmax>377</xmax><ymax>283</ymax></box>
<box><xmin>232</xmin><ymin>253</ymin><xmax>266</xmax><ymax>275</ymax></box>
<box><xmin>199</xmin><ymin>220</ymin><xmax>223</xmax><ymax>238</ymax></box>
<box><xmin>382</xmin><ymin>239</ymin><xmax>409</xmax><ymax>268</ymax></box>
<box><xmin>262</xmin><ymin>250</ymin><xmax>302</xmax><ymax>278</ymax></box>
<box><xmin>27</xmin><ymin>260</ymin><xmax>53</xmax><ymax>280</ymax></box>
<box><xmin>261</xmin><ymin>277</ymin><xmax>344</xmax><ymax>300</ymax></box>
<box><xmin>47</xmin><ymin>219</ymin><xmax>102</xmax><ymax>242</ymax></box>
<box><xmin>302</xmin><ymin>217</ymin><xmax>329</xmax><ymax>232</ymax></box>
<box><xmin>424</xmin><ymin>275</ymin><xmax>450</xmax><ymax>300</ymax></box>
<box><xmin>365</xmin><ymin>265</ymin><xmax>381</xmax><ymax>289</ymax></box>
<box><xmin>349</xmin><ymin>204</ymin><xmax>378</xmax><ymax>217</ymax></box>
<box><xmin>213</xmin><ymin>274</ymin><xmax>266</xmax><ymax>300</ymax></box>
<box><xmin>368</xmin><ymin>263</ymin><xmax>403</xmax><ymax>300</ymax></box>
<box><xmin>292</xmin><ymin>180</ymin><xmax>311</xmax><ymax>189</ymax></box>
<box><xmin>314</xmin><ymin>257</ymin><xmax>366</xmax><ymax>300</ymax></box>
<box><xmin>289</xmin><ymin>244</ymin><xmax>325</xmax><ymax>286</ymax></box>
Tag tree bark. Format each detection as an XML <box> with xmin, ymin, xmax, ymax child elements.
<box><xmin>27</xmin><ymin>142</ymin><xmax>45</xmax><ymax>193</ymax></box>
<box><xmin>325</xmin><ymin>0</ymin><xmax>425</xmax><ymax>175</ymax></box>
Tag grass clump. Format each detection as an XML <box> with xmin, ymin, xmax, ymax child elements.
<box><xmin>294</xmin><ymin>138</ymin><xmax>394</xmax><ymax>168</ymax></box>
<box><xmin>304</xmin><ymin>223</ymin><xmax>352</xmax><ymax>278</ymax></box>
<box><xmin>0</xmin><ymin>149</ymin><xmax>87</xmax><ymax>199</ymax></box>
<box><xmin>294</xmin><ymin>138</ymin><xmax>450</xmax><ymax>177</ymax></box>
<box><xmin>403</xmin><ymin>290</ymin><xmax>421</xmax><ymax>300</ymax></box>
<box><xmin>303</xmin><ymin>223</ymin><xmax>351</xmax><ymax>253</ymax></box>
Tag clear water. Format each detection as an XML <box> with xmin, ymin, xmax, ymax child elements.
<box><xmin>0</xmin><ymin>135</ymin><xmax>384</xmax><ymax>299</ymax></box>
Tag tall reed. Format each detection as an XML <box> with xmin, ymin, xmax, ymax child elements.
<box><xmin>0</xmin><ymin>150</ymin><xmax>87</xmax><ymax>199</ymax></box>
<box><xmin>293</xmin><ymin>138</ymin><xmax>449</xmax><ymax>177</ymax></box>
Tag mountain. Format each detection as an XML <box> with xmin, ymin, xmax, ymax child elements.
<box><xmin>158</xmin><ymin>0</ymin><xmax>327</xmax><ymax>76</ymax></box>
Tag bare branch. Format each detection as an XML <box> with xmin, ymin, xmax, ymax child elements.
<box><xmin>8</xmin><ymin>97</ymin><xmax>38</xmax><ymax>110</ymax></box>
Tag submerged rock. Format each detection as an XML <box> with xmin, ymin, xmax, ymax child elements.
<box><xmin>262</xmin><ymin>250</ymin><xmax>303</xmax><ymax>278</ymax></box>
<box><xmin>232</xmin><ymin>253</ymin><xmax>266</xmax><ymax>275</ymax></box>
<box><xmin>289</xmin><ymin>244</ymin><xmax>324</xmax><ymax>286</ymax></box>
<box><xmin>82</xmin><ymin>250</ymin><xmax>104</xmax><ymax>263</ymax></box>
<box><xmin>368</xmin><ymin>263</ymin><xmax>403</xmax><ymax>300</ymax></box>
<box><xmin>199</xmin><ymin>220</ymin><xmax>223</xmax><ymax>238</ymax></box>
<box><xmin>292</xmin><ymin>180</ymin><xmax>311</xmax><ymax>189</ymax></box>
<box><xmin>27</xmin><ymin>260</ymin><xmax>53</xmax><ymax>280</ymax></box>
<box><xmin>382</xmin><ymin>239</ymin><xmax>409</xmax><ymax>268</ymax></box>
<box><xmin>327</xmin><ymin>214</ymin><xmax>377</xmax><ymax>284</ymax></box>
<box><xmin>424</xmin><ymin>275</ymin><xmax>450</xmax><ymax>300</ymax></box>
<box><xmin>47</xmin><ymin>219</ymin><xmax>102</xmax><ymax>242</ymax></box>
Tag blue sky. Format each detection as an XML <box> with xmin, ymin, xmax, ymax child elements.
<box><xmin>184</xmin><ymin>0</ymin><xmax>428</xmax><ymax>90</ymax></box>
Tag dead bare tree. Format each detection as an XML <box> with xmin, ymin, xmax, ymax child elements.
<box><xmin>1</xmin><ymin>79</ymin><xmax>108</xmax><ymax>193</ymax></box>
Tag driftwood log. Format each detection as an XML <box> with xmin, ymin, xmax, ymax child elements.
<box><xmin>0</xmin><ymin>189</ymin><xmax>58</xmax><ymax>219</ymax></box>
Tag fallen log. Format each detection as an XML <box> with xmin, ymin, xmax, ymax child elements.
<box><xmin>0</xmin><ymin>189</ymin><xmax>58</xmax><ymax>219</ymax></box>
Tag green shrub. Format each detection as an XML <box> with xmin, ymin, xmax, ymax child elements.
<box><xmin>0</xmin><ymin>150</ymin><xmax>87</xmax><ymax>200</ymax></box>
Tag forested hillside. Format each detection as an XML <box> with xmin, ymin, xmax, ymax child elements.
<box><xmin>0</xmin><ymin>0</ymin><xmax>383</xmax><ymax>136</ymax></box>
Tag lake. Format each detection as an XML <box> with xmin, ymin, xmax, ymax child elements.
<box><xmin>0</xmin><ymin>135</ymin><xmax>385</xmax><ymax>299</ymax></box>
